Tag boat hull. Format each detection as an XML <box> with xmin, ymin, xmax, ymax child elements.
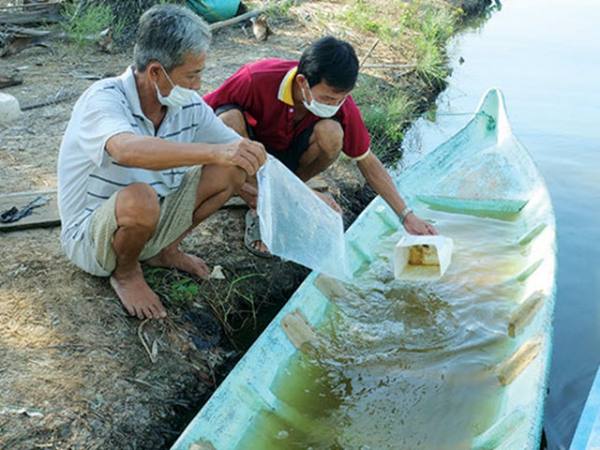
<box><xmin>171</xmin><ymin>88</ymin><xmax>556</xmax><ymax>450</ymax></box>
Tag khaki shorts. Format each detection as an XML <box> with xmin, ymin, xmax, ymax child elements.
<box><xmin>89</xmin><ymin>165</ymin><xmax>203</xmax><ymax>274</ymax></box>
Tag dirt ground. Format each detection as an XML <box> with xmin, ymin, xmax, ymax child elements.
<box><xmin>0</xmin><ymin>1</ymin><xmax>482</xmax><ymax>449</ymax></box>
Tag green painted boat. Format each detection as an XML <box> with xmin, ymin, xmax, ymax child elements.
<box><xmin>171</xmin><ymin>88</ymin><xmax>556</xmax><ymax>450</ymax></box>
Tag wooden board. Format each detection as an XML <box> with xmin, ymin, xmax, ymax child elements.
<box><xmin>0</xmin><ymin>190</ymin><xmax>60</xmax><ymax>232</ymax></box>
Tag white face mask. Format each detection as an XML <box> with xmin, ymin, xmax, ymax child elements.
<box><xmin>301</xmin><ymin>81</ymin><xmax>345</xmax><ymax>118</ymax></box>
<box><xmin>155</xmin><ymin>65</ymin><xmax>196</xmax><ymax>108</ymax></box>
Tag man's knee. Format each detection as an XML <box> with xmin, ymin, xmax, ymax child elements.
<box><xmin>217</xmin><ymin>108</ymin><xmax>248</xmax><ymax>138</ymax></box>
<box><xmin>199</xmin><ymin>164</ymin><xmax>246</xmax><ymax>195</ymax></box>
<box><xmin>313</xmin><ymin>119</ymin><xmax>344</xmax><ymax>157</ymax></box>
<box><xmin>115</xmin><ymin>183</ymin><xmax>160</xmax><ymax>229</ymax></box>
<box><xmin>228</xmin><ymin>166</ymin><xmax>247</xmax><ymax>194</ymax></box>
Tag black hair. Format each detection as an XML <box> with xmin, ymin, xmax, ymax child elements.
<box><xmin>297</xmin><ymin>36</ymin><xmax>359</xmax><ymax>93</ymax></box>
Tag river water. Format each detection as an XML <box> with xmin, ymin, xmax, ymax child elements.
<box><xmin>237</xmin><ymin>205</ymin><xmax>539</xmax><ymax>449</ymax></box>
<box><xmin>400</xmin><ymin>1</ymin><xmax>600</xmax><ymax>448</ymax></box>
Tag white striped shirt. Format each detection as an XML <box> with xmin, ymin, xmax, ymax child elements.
<box><xmin>58</xmin><ymin>66</ymin><xmax>240</xmax><ymax>245</ymax></box>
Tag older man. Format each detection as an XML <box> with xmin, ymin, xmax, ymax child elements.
<box><xmin>57</xmin><ymin>4</ymin><xmax>266</xmax><ymax>320</ymax></box>
<box><xmin>204</xmin><ymin>36</ymin><xmax>436</xmax><ymax>257</ymax></box>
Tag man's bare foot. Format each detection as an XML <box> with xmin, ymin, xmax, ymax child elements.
<box><xmin>110</xmin><ymin>267</ymin><xmax>167</xmax><ymax>320</ymax></box>
<box><xmin>145</xmin><ymin>247</ymin><xmax>211</xmax><ymax>279</ymax></box>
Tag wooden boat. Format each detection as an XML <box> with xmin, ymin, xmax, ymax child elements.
<box><xmin>171</xmin><ymin>88</ymin><xmax>556</xmax><ymax>450</ymax></box>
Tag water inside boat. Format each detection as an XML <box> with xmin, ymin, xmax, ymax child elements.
<box><xmin>234</xmin><ymin>206</ymin><xmax>537</xmax><ymax>449</ymax></box>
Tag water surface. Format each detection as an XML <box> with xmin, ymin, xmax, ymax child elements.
<box><xmin>236</xmin><ymin>208</ymin><xmax>540</xmax><ymax>449</ymax></box>
<box><xmin>401</xmin><ymin>2</ymin><xmax>600</xmax><ymax>448</ymax></box>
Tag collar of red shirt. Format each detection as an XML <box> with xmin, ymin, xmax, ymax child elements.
<box><xmin>277</xmin><ymin>66</ymin><xmax>297</xmax><ymax>106</ymax></box>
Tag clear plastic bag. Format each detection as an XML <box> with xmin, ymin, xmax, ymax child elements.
<box><xmin>257</xmin><ymin>156</ymin><xmax>349</xmax><ymax>281</ymax></box>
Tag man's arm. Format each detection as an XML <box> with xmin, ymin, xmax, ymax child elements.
<box><xmin>106</xmin><ymin>132</ymin><xmax>266</xmax><ymax>176</ymax></box>
<box><xmin>356</xmin><ymin>151</ymin><xmax>437</xmax><ymax>235</ymax></box>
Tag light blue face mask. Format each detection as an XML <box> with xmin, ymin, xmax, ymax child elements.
<box><xmin>154</xmin><ymin>65</ymin><xmax>196</xmax><ymax>108</ymax></box>
<box><xmin>301</xmin><ymin>81</ymin><xmax>345</xmax><ymax>118</ymax></box>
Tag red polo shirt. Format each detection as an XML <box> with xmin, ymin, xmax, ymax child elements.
<box><xmin>203</xmin><ymin>59</ymin><xmax>371</xmax><ymax>160</ymax></box>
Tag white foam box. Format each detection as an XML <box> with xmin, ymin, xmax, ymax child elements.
<box><xmin>393</xmin><ymin>235</ymin><xmax>453</xmax><ymax>281</ymax></box>
<box><xmin>0</xmin><ymin>93</ymin><xmax>21</xmax><ymax>123</ymax></box>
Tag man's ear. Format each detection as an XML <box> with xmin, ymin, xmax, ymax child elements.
<box><xmin>295</xmin><ymin>73</ymin><xmax>307</xmax><ymax>88</ymax></box>
<box><xmin>148</xmin><ymin>61</ymin><xmax>162</xmax><ymax>82</ymax></box>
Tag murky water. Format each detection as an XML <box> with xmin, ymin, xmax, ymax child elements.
<box><xmin>399</xmin><ymin>2</ymin><xmax>600</xmax><ymax>449</ymax></box>
<box><xmin>235</xmin><ymin>210</ymin><xmax>534</xmax><ymax>449</ymax></box>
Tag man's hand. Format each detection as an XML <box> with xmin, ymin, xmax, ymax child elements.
<box><xmin>403</xmin><ymin>212</ymin><xmax>437</xmax><ymax>236</ymax></box>
<box><xmin>221</xmin><ymin>138</ymin><xmax>267</xmax><ymax>176</ymax></box>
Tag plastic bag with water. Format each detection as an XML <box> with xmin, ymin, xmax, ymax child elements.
<box><xmin>256</xmin><ymin>156</ymin><xmax>349</xmax><ymax>281</ymax></box>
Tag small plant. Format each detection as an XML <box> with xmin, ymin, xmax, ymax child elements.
<box><xmin>207</xmin><ymin>273</ymin><xmax>265</xmax><ymax>339</ymax></box>
<box><xmin>60</xmin><ymin>1</ymin><xmax>121</xmax><ymax>50</ymax></box>
<box><xmin>352</xmin><ymin>75</ymin><xmax>417</xmax><ymax>160</ymax></box>
<box><xmin>144</xmin><ymin>268</ymin><xmax>201</xmax><ymax>305</ymax></box>
<box><xmin>339</xmin><ymin>2</ymin><xmax>380</xmax><ymax>34</ymax></box>
<box><xmin>263</xmin><ymin>0</ymin><xmax>297</xmax><ymax>18</ymax></box>
<box><xmin>169</xmin><ymin>278</ymin><xmax>201</xmax><ymax>303</ymax></box>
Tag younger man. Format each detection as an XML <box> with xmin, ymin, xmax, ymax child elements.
<box><xmin>204</xmin><ymin>36</ymin><xmax>436</xmax><ymax>257</ymax></box>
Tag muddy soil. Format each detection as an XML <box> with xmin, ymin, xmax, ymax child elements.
<box><xmin>0</xmin><ymin>1</ymin><xmax>483</xmax><ymax>448</ymax></box>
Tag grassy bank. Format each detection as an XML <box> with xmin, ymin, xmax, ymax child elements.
<box><xmin>58</xmin><ymin>0</ymin><xmax>483</xmax><ymax>160</ymax></box>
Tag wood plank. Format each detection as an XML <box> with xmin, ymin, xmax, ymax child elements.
<box><xmin>0</xmin><ymin>189</ymin><xmax>60</xmax><ymax>232</ymax></box>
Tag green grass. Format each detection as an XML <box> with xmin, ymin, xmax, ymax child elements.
<box><xmin>211</xmin><ymin>273</ymin><xmax>265</xmax><ymax>332</ymax></box>
<box><xmin>59</xmin><ymin>1</ymin><xmax>122</xmax><ymax>50</ymax></box>
<box><xmin>144</xmin><ymin>266</ymin><xmax>265</xmax><ymax>340</ymax></box>
<box><xmin>332</xmin><ymin>0</ymin><xmax>463</xmax><ymax>160</ymax></box>
<box><xmin>402</xmin><ymin>1</ymin><xmax>458</xmax><ymax>84</ymax></box>
<box><xmin>169</xmin><ymin>278</ymin><xmax>201</xmax><ymax>303</ymax></box>
<box><xmin>337</xmin><ymin>0</ymin><xmax>460</xmax><ymax>86</ymax></box>
<box><xmin>352</xmin><ymin>75</ymin><xmax>417</xmax><ymax>159</ymax></box>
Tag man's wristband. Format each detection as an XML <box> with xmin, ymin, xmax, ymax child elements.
<box><xmin>399</xmin><ymin>207</ymin><xmax>412</xmax><ymax>224</ymax></box>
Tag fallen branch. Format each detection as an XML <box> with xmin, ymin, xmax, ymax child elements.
<box><xmin>359</xmin><ymin>38</ymin><xmax>380</xmax><ymax>69</ymax></box>
<box><xmin>52</xmin><ymin>28</ymin><xmax>114</xmax><ymax>53</ymax></box>
<box><xmin>0</xmin><ymin>2</ymin><xmax>64</xmax><ymax>27</ymax></box>
<box><xmin>209</xmin><ymin>0</ymin><xmax>304</xmax><ymax>32</ymax></box>
<box><xmin>20</xmin><ymin>88</ymin><xmax>80</xmax><ymax>111</ymax></box>
<box><xmin>0</xmin><ymin>25</ymin><xmax>55</xmax><ymax>57</ymax></box>
<box><xmin>69</xmin><ymin>71</ymin><xmax>114</xmax><ymax>81</ymax></box>
<box><xmin>1</xmin><ymin>25</ymin><xmax>112</xmax><ymax>58</ymax></box>
<box><xmin>138</xmin><ymin>319</ymin><xmax>157</xmax><ymax>364</ymax></box>
<box><xmin>209</xmin><ymin>9</ymin><xmax>262</xmax><ymax>31</ymax></box>
<box><xmin>0</xmin><ymin>73</ymin><xmax>23</xmax><ymax>89</ymax></box>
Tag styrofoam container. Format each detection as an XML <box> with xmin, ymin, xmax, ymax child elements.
<box><xmin>0</xmin><ymin>93</ymin><xmax>21</xmax><ymax>123</ymax></box>
<box><xmin>394</xmin><ymin>235</ymin><xmax>453</xmax><ymax>281</ymax></box>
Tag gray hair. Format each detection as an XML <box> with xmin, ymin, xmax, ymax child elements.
<box><xmin>133</xmin><ymin>4</ymin><xmax>211</xmax><ymax>72</ymax></box>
